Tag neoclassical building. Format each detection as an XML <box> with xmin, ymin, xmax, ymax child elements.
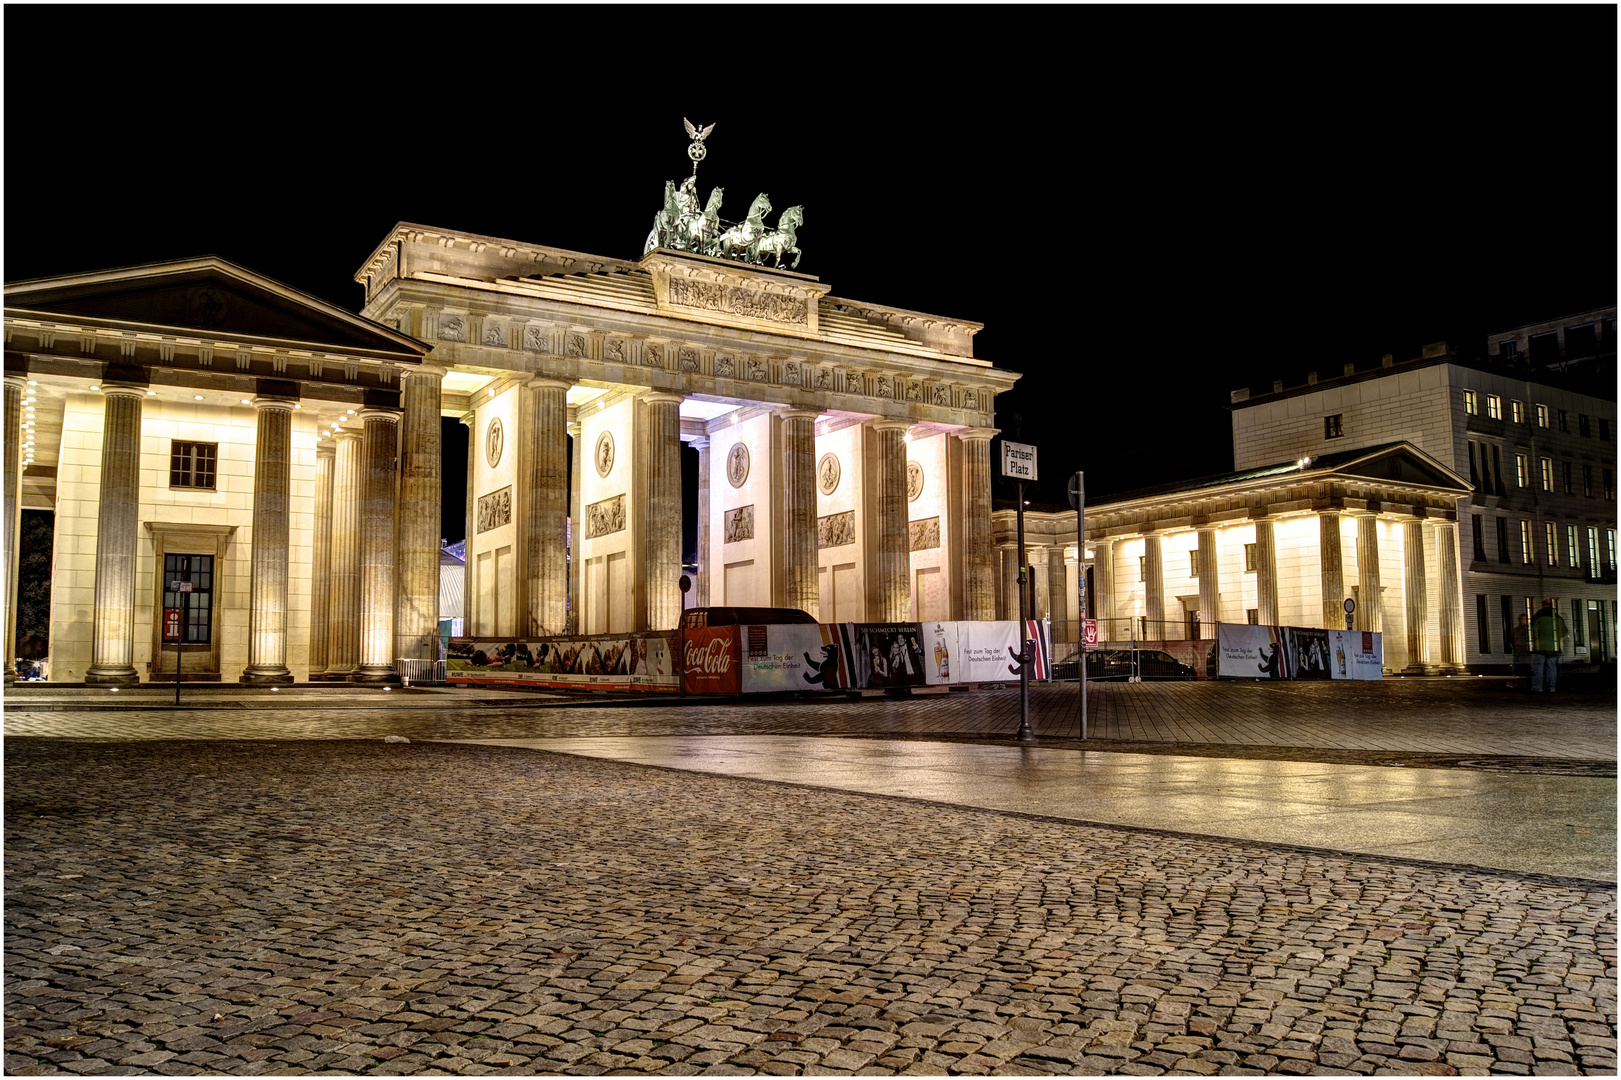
<box><xmin>3</xmin><ymin>224</ymin><xmax>1018</xmax><ymax>683</ymax></box>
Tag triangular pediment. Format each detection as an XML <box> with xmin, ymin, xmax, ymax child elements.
<box><xmin>5</xmin><ymin>257</ymin><xmax>426</xmax><ymax>358</ymax></box>
<box><xmin>1319</xmin><ymin>442</ymin><xmax>1470</xmax><ymax>491</ymax></box>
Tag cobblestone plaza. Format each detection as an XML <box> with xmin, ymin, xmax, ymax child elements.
<box><xmin>5</xmin><ymin>681</ymin><xmax>1617</xmax><ymax>1075</ymax></box>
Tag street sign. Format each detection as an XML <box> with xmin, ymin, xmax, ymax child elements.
<box><xmin>1001</xmin><ymin>440</ymin><xmax>1038</xmax><ymax>481</ymax></box>
<box><xmin>171</xmin><ymin>580</ymin><xmax>193</xmax><ymax>593</ymax></box>
<box><xmin>1083</xmin><ymin>619</ymin><xmax>1098</xmax><ymax>647</ymax></box>
<box><xmin>1343</xmin><ymin>598</ymin><xmax>1356</xmax><ymax>613</ymax></box>
<box><xmin>163</xmin><ymin>608</ymin><xmax>182</xmax><ymax>642</ymax></box>
<box><xmin>1068</xmin><ymin>472</ymin><xmax>1082</xmax><ymax>510</ymax></box>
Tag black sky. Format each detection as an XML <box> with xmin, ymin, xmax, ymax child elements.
<box><xmin>6</xmin><ymin>7</ymin><xmax>1615</xmax><ymax>529</ymax></box>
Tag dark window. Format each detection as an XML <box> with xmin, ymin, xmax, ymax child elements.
<box><xmin>1498</xmin><ymin>340</ymin><xmax>1519</xmax><ymax>362</ymax></box>
<box><xmin>1476</xmin><ymin>594</ymin><xmax>1491</xmax><ymax>654</ymax></box>
<box><xmin>1139</xmin><ymin>556</ymin><xmax>1146</xmax><ymax>582</ymax></box>
<box><xmin>1584</xmin><ymin>465</ymin><xmax>1594</xmax><ymax>497</ymax></box>
<box><xmin>1496</xmin><ymin>517</ymin><xmax>1510</xmax><ymax>563</ymax></box>
<box><xmin>1558</xmin><ymin>409</ymin><xmax>1569</xmax><ymax>432</ymax></box>
<box><xmin>1324</xmin><ymin>414</ymin><xmax>1344</xmax><ymax>439</ymax></box>
<box><xmin>1246</xmin><ymin>608</ymin><xmax>1259</xmax><ymax>625</ymax></box>
<box><xmin>1500</xmin><ymin>595</ymin><xmax>1514</xmax><ymax>652</ymax></box>
<box><xmin>1472</xmin><ymin>514</ymin><xmax>1486</xmax><ymax>561</ymax></box>
<box><xmin>1244</xmin><ymin>543</ymin><xmax>1257</xmax><ymax>572</ymax></box>
<box><xmin>161</xmin><ymin>554</ymin><xmax>213</xmax><ymax>644</ymax></box>
<box><xmin>1603</xmin><ymin>418</ymin><xmax>1612</xmax><ymax>442</ymax></box>
<box><xmin>1580</xmin><ymin>414</ymin><xmax>1592</xmax><ymax>438</ymax></box>
<box><xmin>1565</xmin><ymin>324</ymin><xmax>1598</xmax><ymax>360</ymax></box>
<box><xmin>1605</xmin><ymin>468</ymin><xmax>1614</xmax><ymax>501</ymax></box>
<box><xmin>1572</xmin><ymin>599</ymin><xmax>1586</xmax><ymax>647</ymax></box>
<box><xmin>1490</xmin><ymin>445</ymin><xmax>1505</xmax><ymax>495</ymax></box>
<box><xmin>1530</xmin><ymin>332</ymin><xmax>1560</xmax><ymax>366</ymax></box>
<box><xmin>170</xmin><ymin>442</ymin><xmax>217</xmax><ymax>490</ymax></box>
<box><xmin>1189</xmin><ymin>551</ymin><xmax>1199</xmax><ymax>578</ymax></box>
<box><xmin>1467</xmin><ymin>442</ymin><xmax>1479</xmax><ymax>489</ymax></box>
<box><xmin>1562</xmin><ymin>460</ymin><xmax>1574</xmax><ymax>495</ymax></box>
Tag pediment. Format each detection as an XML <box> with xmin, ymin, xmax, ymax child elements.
<box><xmin>5</xmin><ymin>257</ymin><xmax>426</xmax><ymax>357</ymax></box>
<box><xmin>1327</xmin><ymin>442</ymin><xmax>1469</xmax><ymax>491</ymax></box>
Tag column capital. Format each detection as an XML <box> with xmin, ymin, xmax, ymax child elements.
<box><xmin>775</xmin><ymin>407</ymin><xmax>820</xmax><ymax>423</ymax></box>
<box><xmin>642</xmin><ymin>391</ymin><xmax>684</xmax><ymax>407</ymax></box>
<box><xmin>955</xmin><ymin>426</ymin><xmax>1000</xmax><ymax>442</ymax></box>
<box><xmin>868</xmin><ymin>418</ymin><xmax>911</xmax><ymax>434</ymax></box>
<box><xmin>5</xmin><ymin>373</ymin><xmax>27</xmax><ymax>389</ymax></box>
<box><xmin>406</xmin><ymin>362</ymin><xmax>450</xmax><ymax>379</ymax></box>
<box><xmin>251</xmin><ymin>396</ymin><xmax>298</xmax><ymax>413</ymax></box>
<box><xmin>459</xmin><ymin>410</ymin><xmax>476</xmax><ymax>429</ymax></box>
<box><xmin>99</xmin><ymin>382</ymin><xmax>146</xmax><ymax>400</ymax></box>
<box><xmin>316</xmin><ymin>442</ymin><xmax>336</xmax><ymax>459</ymax></box>
<box><xmin>529</xmin><ymin>377</ymin><xmax>572</xmax><ymax>393</ymax></box>
<box><xmin>334</xmin><ymin>428</ymin><xmax>363</xmax><ymax>443</ymax></box>
<box><xmin>688</xmin><ymin>435</ymin><xmax>710</xmax><ymax>450</ymax></box>
<box><xmin>357</xmin><ymin>406</ymin><xmax>401</xmax><ymax>424</ymax></box>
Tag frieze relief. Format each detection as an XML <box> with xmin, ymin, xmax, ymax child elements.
<box><xmin>817</xmin><ymin>453</ymin><xmax>840</xmax><ymax>495</ymax></box>
<box><xmin>667</xmin><ymin>278</ymin><xmax>808</xmax><ymax>326</ymax></box>
<box><xmin>906</xmin><ymin>461</ymin><xmax>924</xmax><ymax>502</ymax></box>
<box><xmin>566</xmin><ymin>334</ymin><xmax>587</xmax><ymax>359</ymax></box>
<box><xmin>909</xmin><ymin>516</ymin><xmax>941</xmax><ymax>551</ymax></box>
<box><xmin>482</xmin><ymin>322</ymin><xmax>505</xmax><ymax>347</ymax></box>
<box><xmin>905</xmin><ymin>382</ymin><xmax>921</xmax><ymax>401</ymax></box>
<box><xmin>817</xmin><ymin>510</ymin><xmax>856</xmax><ymax>549</ymax></box>
<box><xmin>439</xmin><ymin>315</ymin><xmax>467</xmax><ymax>343</ymax></box>
<box><xmin>784</xmin><ymin>361</ymin><xmax>801</xmax><ymax>386</ymax></box>
<box><xmin>876</xmin><ymin>375</ymin><xmax>891</xmax><ymax>399</ymax></box>
<box><xmin>645</xmin><ymin>343</ymin><xmax>662</xmax><ymax>367</ymax></box>
<box><xmin>606</xmin><ymin>339</ymin><xmax>625</xmax><ymax>363</ymax></box>
<box><xmin>476</xmin><ymin>487</ymin><xmax>512</xmax><ymax>534</ymax></box>
<box><xmin>844</xmin><ymin>370</ymin><xmax>863</xmax><ymax>394</ymax></box>
<box><xmin>932</xmin><ymin>385</ymin><xmax>950</xmax><ymax>406</ymax></box>
<box><xmin>523</xmin><ymin>326</ymin><xmax>551</xmax><ymax>354</ymax></box>
<box><xmin>715</xmin><ymin>355</ymin><xmax>735</xmax><ymax>378</ymax></box>
<box><xmin>679</xmin><ymin>347</ymin><xmax>698</xmax><ymax>372</ymax></box>
<box><xmin>723</xmin><ymin>505</ymin><xmax>755</xmax><ymax>543</ymax></box>
<box><xmin>815</xmin><ymin>368</ymin><xmax>831</xmax><ymax>390</ymax></box>
<box><xmin>586</xmin><ymin>494</ymin><xmax>626</xmax><ymax>539</ymax></box>
<box><xmin>746</xmin><ymin>358</ymin><xmax>765</xmax><ymax>381</ymax></box>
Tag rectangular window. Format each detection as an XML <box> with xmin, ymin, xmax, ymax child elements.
<box><xmin>1463</xmin><ymin>389</ymin><xmax>1478</xmax><ymax>415</ymax></box>
<box><xmin>1244</xmin><ymin>543</ymin><xmax>1257</xmax><ymax>572</ymax></box>
<box><xmin>1588</xmin><ymin>527</ymin><xmax>1600</xmax><ymax>574</ymax></box>
<box><xmin>1139</xmin><ymin>556</ymin><xmax>1146</xmax><ymax>582</ymax></box>
<box><xmin>1579</xmin><ymin>414</ymin><xmax>1592</xmax><ymax>438</ymax></box>
<box><xmin>1500</xmin><ymin>595</ymin><xmax>1514</xmax><ymax>652</ymax></box>
<box><xmin>1487</xmin><ymin>394</ymin><xmax>1502</xmax><ymax>419</ymax></box>
<box><xmin>1499</xmin><ymin>340</ymin><xmax>1520</xmax><ymax>362</ymax></box>
<box><xmin>1189</xmin><ymin>551</ymin><xmax>1199</xmax><ymax>578</ymax></box>
<box><xmin>1516</xmin><ymin>454</ymin><xmax>1530</xmax><ymax>488</ymax></box>
<box><xmin>1246</xmin><ymin>608</ymin><xmax>1259</xmax><ymax>625</ymax></box>
<box><xmin>1558</xmin><ymin>409</ymin><xmax>1569</xmax><ymax>432</ymax></box>
<box><xmin>1610</xmin><ymin>528</ymin><xmax>1617</xmax><ymax>571</ymax></box>
<box><xmin>1568</xmin><ymin>525</ymin><xmax>1581</xmax><ymax>568</ymax></box>
<box><xmin>1540</xmin><ymin>457</ymin><xmax>1553</xmax><ymax>492</ymax></box>
<box><xmin>1545</xmin><ymin>522</ymin><xmax>1558</xmax><ymax>566</ymax></box>
<box><xmin>1583</xmin><ymin>465</ymin><xmax>1594</xmax><ymax>498</ymax></box>
<box><xmin>1520</xmin><ymin>520</ymin><xmax>1533</xmax><ymax>564</ymax></box>
<box><xmin>1536</xmin><ymin>403</ymin><xmax>1550</xmax><ymax>428</ymax></box>
<box><xmin>1605</xmin><ymin>469</ymin><xmax>1614</xmax><ymax>501</ymax></box>
<box><xmin>169</xmin><ymin>441</ymin><xmax>218</xmax><ymax>490</ymax></box>
<box><xmin>1497</xmin><ymin>517</ymin><xmax>1510</xmax><ymax>563</ymax></box>
<box><xmin>1572</xmin><ymin>600</ymin><xmax>1586</xmax><ymax>647</ymax></box>
<box><xmin>160</xmin><ymin>554</ymin><xmax>214</xmax><ymax>643</ymax></box>
<box><xmin>1512</xmin><ymin>400</ymin><xmax>1526</xmax><ymax>424</ymax></box>
<box><xmin>1467</xmin><ymin>442</ymin><xmax>1480</xmax><ymax>489</ymax></box>
<box><xmin>1324</xmin><ymin>413</ymin><xmax>1344</xmax><ymax>439</ymax></box>
<box><xmin>1491</xmin><ymin>445</ymin><xmax>1504</xmax><ymax>494</ymax></box>
<box><xmin>1562</xmin><ymin>460</ymin><xmax>1574</xmax><ymax>495</ymax></box>
<box><xmin>1472</xmin><ymin>514</ymin><xmax>1486</xmax><ymax>561</ymax></box>
<box><xmin>1476</xmin><ymin>595</ymin><xmax>1491</xmax><ymax>654</ymax></box>
<box><xmin>1602</xmin><ymin>418</ymin><xmax>1611</xmax><ymax>442</ymax></box>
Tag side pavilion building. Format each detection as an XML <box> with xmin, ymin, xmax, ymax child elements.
<box><xmin>3</xmin><ymin>225</ymin><xmax>1018</xmax><ymax>683</ymax></box>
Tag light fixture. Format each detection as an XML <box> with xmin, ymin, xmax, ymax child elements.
<box><xmin>294</xmin><ymin>404</ymin><xmax>301</xmax><ymax>409</ymax></box>
<box><xmin>147</xmin><ymin>390</ymin><xmax>157</xmax><ymax>396</ymax></box>
<box><xmin>193</xmin><ymin>395</ymin><xmax>204</xmax><ymax>401</ymax></box>
<box><xmin>89</xmin><ymin>385</ymin><xmax>99</xmax><ymax>391</ymax></box>
<box><xmin>240</xmin><ymin>399</ymin><xmax>252</xmax><ymax>405</ymax></box>
<box><xmin>27</xmin><ymin>381</ymin><xmax>37</xmax><ymax>387</ymax></box>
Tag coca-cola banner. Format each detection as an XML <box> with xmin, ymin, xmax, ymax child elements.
<box><xmin>681</xmin><ymin>626</ymin><xmax>740</xmax><ymax>694</ymax></box>
<box><xmin>448</xmin><ymin>634</ymin><xmax>674</xmax><ymax>689</ymax></box>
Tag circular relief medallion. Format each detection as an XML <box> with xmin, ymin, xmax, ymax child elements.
<box><xmin>727</xmin><ymin>442</ymin><xmax>750</xmax><ymax>488</ymax></box>
<box><xmin>594</xmin><ymin>431</ymin><xmax>616</xmax><ymax>478</ymax></box>
<box><xmin>906</xmin><ymin>460</ymin><xmax>924</xmax><ymax>502</ymax></box>
<box><xmin>817</xmin><ymin>453</ymin><xmax>841</xmax><ymax>496</ymax></box>
<box><xmin>485</xmin><ymin>417</ymin><xmax>504</xmax><ymax>469</ymax></box>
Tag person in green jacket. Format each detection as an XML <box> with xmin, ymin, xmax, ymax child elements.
<box><xmin>1529</xmin><ymin>600</ymin><xmax>1567</xmax><ymax>693</ymax></box>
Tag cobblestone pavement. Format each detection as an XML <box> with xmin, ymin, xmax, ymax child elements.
<box><xmin>6</xmin><ymin>739</ymin><xmax>1617</xmax><ymax>1077</ymax></box>
<box><xmin>5</xmin><ymin>680</ymin><xmax>1617</xmax><ymax>769</ymax></box>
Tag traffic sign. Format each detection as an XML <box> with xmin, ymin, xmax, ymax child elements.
<box><xmin>1083</xmin><ymin>619</ymin><xmax>1098</xmax><ymax>647</ymax></box>
<box><xmin>171</xmin><ymin>580</ymin><xmax>193</xmax><ymax>593</ymax></box>
<box><xmin>163</xmin><ymin>608</ymin><xmax>182</xmax><ymax>642</ymax></box>
<box><xmin>1001</xmin><ymin>440</ymin><xmax>1038</xmax><ymax>481</ymax></box>
<box><xmin>1068</xmin><ymin>472</ymin><xmax>1082</xmax><ymax>510</ymax></box>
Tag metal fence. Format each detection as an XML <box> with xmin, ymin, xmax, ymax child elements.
<box><xmin>396</xmin><ymin>658</ymin><xmax>447</xmax><ymax>686</ymax></box>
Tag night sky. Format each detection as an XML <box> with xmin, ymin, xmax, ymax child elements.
<box><xmin>6</xmin><ymin>8</ymin><xmax>1614</xmax><ymax>543</ymax></box>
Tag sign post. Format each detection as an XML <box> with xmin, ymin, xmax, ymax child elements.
<box><xmin>678</xmin><ymin>575</ymin><xmax>690</xmax><ymax>697</ymax></box>
<box><xmin>1343</xmin><ymin>597</ymin><xmax>1356</xmax><ymax>632</ymax></box>
<box><xmin>1068</xmin><ymin>471</ymin><xmax>1085</xmax><ymax>739</ymax></box>
<box><xmin>1002</xmin><ymin>442</ymin><xmax>1038</xmax><ymax>741</ymax></box>
<box><xmin>168</xmin><ymin>580</ymin><xmax>193</xmax><ymax>705</ymax></box>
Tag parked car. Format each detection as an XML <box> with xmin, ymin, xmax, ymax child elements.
<box><xmin>1061</xmin><ymin>649</ymin><xmax>1196</xmax><ymax>681</ymax></box>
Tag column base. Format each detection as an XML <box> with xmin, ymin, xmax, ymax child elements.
<box><xmin>240</xmin><ymin>669</ymin><xmax>295</xmax><ymax>685</ymax></box>
<box><xmin>352</xmin><ymin>667</ymin><xmax>400</xmax><ymax>685</ymax></box>
<box><xmin>311</xmin><ymin>670</ymin><xmax>353</xmax><ymax>681</ymax></box>
<box><xmin>85</xmin><ymin>668</ymin><xmax>140</xmax><ymax>685</ymax></box>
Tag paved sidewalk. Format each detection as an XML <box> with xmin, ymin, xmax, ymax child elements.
<box><xmin>6</xmin><ymin>739</ymin><xmax>1617</xmax><ymax>1077</ymax></box>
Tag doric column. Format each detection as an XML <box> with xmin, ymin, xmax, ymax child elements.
<box><xmin>326</xmin><ymin>430</ymin><xmax>362</xmax><ymax>677</ymax></box>
<box><xmin>1436</xmin><ymin>520</ymin><xmax>1464</xmax><ymax>669</ymax></box>
<box><xmin>241</xmin><ymin>397</ymin><xmax>296</xmax><ymax>684</ymax></box>
<box><xmin>1355</xmin><ymin>513</ymin><xmax>1382</xmax><ymax>633</ymax></box>
<box><xmin>1319</xmin><ymin>511</ymin><xmax>1344</xmax><ymax>631</ymax></box>
<box><xmin>999</xmin><ymin>544</ymin><xmax>1018</xmax><ymax>621</ymax></box>
<box><xmin>308</xmin><ymin>444</ymin><xmax>336</xmax><ymax>677</ymax></box>
<box><xmin>85</xmin><ymin>385</ymin><xmax>144</xmax><ymax>685</ymax></box>
<box><xmin>1403</xmin><ymin>518</ymin><xmax>1429</xmax><ymax>671</ymax></box>
<box><xmin>693</xmin><ymin>436</ymin><xmax>711</xmax><ymax>608</ymax></box>
<box><xmin>1029</xmin><ymin>546</ymin><xmax>1051</xmax><ymax>621</ymax></box>
<box><xmin>526</xmin><ymin>378</ymin><xmax>570</xmax><ymax>636</ymax></box>
<box><xmin>567</xmin><ymin>419</ymin><xmax>582</xmax><ymax>633</ymax></box>
<box><xmin>1094</xmin><ymin>538</ymin><xmax>1115</xmax><ymax>639</ymax></box>
<box><xmin>395</xmin><ymin>367</ymin><xmax>443</xmax><ymax>660</ymax></box>
<box><xmin>871</xmin><ymin>420</ymin><xmax>911</xmax><ymax>622</ymax></box>
<box><xmin>778</xmin><ymin>409</ymin><xmax>819</xmax><ymax>618</ymax></box>
<box><xmin>1253</xmin><ymin>517</ymin><xmax>1279</xmax><ymax>626</ymax></box>
<box><xmin>1048</xmin><ymin>548</ymin><xmax>1069</xmax><ymax>640</ymax></box>
<box><xmin>643</xmin><ymin>392</ymin><xmax>683</xmax><ymax>631</ymax></box>
<box><xmin>1142</xmin><ymin>532</ymin><xmax>1164</xmax><ymax>636</ymax></box>
<box><xmin>3</xmin><ymin>375</ymin><xmax>23</xmax><ymax>686</ymax></box>
<box><xmin>355</xmin><ymin>409</ymin><xmax>400</xmax><ymax>683</ymax></box>
<box><xmin>1196</xmin><ymin>527</ymin><xmax>1219</xmax><ymax>638</ymax></box>
<box><xmin>957</xmin><ymin>428</ymin><xmax>997</xmax><ymax>620</ymax></box>
<box><xmin>460</xmin><ymin>413</ymin><xmax>477</xmax><ymax>636</ymax></box>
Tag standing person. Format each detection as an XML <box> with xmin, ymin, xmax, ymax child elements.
<box><xmin>1530</xmin><ymin>600</ymin><xmax>1567</xmax><ymax>693</ymax></box>
<box><xmin>1511</xmin><ymin>614</ymin><xmax>1531</xmax><ymax>685</ymax></box>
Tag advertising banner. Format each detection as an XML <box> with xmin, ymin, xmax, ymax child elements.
<box><xmin>448</xmin><ymin>634</ymin><xmax>677</xmax><ymax>688</ymax></box>
<box><xmin>922</xmin><ymin>622</ymin><xmax>958</xmax><ymax>686</ymax></box>
<box><xmin>1216</xmin><ymin>623</ymin><xmax>1291</xmax><ymax>679</ymax></box>
<box><xmin>741</xmin><ymin>623</ymin><xmax>834</xmax><ymax>693</ymax></box>
<box><xmin>793</xmin><ymin>623</ymin><xmax>859</xmax><ymax>691</ymax></box>
<box><xmin>1215</xmin><ymin>624</ymin><xmax>1383</xmax><ymax>680</ymax></box>
<box><xmin>1284</xmin><ymin>628</ymin><xmax>1333</xmax><ymax>680</ymax></box>
<box><xmin>1328</xmin><ymin>629</ymin><xmax>1383</xmax><ymax>679</ymax></box>
<box><xmin>681</xmin><ymin>626</ymin><xmax>740</xmax><ymax>694</ymax></box>
<box><xmin>850</xmin><ymin>624</ymin><xmax>929</xmax><ymax>689</ymax></box>
<box><xmin>956</xmin><ymin>621</ymin><xmax>1028</xmax><ymax>683</ymax></box>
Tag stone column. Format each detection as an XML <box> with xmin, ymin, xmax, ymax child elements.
<box><xmin>3</xmin><ymin>376</ymin><xmax>22</xmax><ymax>686</ymax></box>
<box><xmin>1142</xmin><ymin>533</ymin><xmax>1164</xmax><ymax>638</ymax></box>
<box><xmin>326</xmin><ymin>430</ymin><xmax>362</xmax><ymax>677</ymax></box>
<box><xmin>1403</xmin><ymin>518</ymin><xmax>1429</xmax><ymax>671</ymax></box>
<box><xmin>871</xmin><ymin>420</ymin><xmax>911</xmax><ymax>622</ymax></box>
<box><xmin>567</xmin><ymin>419</ymin><xmax>582</xmax><ymax>633</ymax></box>
<box><xmin>395</xmin><ymin>368</ymin><xmax>443</xmax><ymax>661</ymax></box>
<box><xmin>1355</xmin><ymin>513</ymin><xmax>1382</xmax><ymax>633</ymax></box>
<box><xmin>86</xmin><ymin>385</ymin><xmax>144</xmax><ymax>684</ymax></box>
<box><xmin>1318</xmin><ymin>511</ymin><xmax>1344</xmax><ymax>631</ymax></box>
<box><xmin>241</xmin><ymin>397</ymin><xmax>296</xmax><ymax>684</ymax></box>
<box><xmin>779</xmin><ymin>409</ymin><xmax>819</xmax><ymax>618</ymax></box>
<box><xmin>693</xmin><ymin>436</ymin><xmax>711</xmax><ymax>609</ymax></box>
<box><xmin>957</xmin><ymin>428</ymin><xmax>997</xmax><ymax>620</ymax></box>
<box><xmin>355</xmin><ymin>408</ymin><xmax>400</xmax><ymax>683</ymax></box>
<box><xmin>999</xmin><ymin>544</ymin><xmax>1018</xmax><ymax>621</ymax></box>
<box><xmin>1094</xmin><ymin>539</ymin><xmax>1115</xmax><ymax>639</ymax></box>
<box><xmin>307</xmin><ymin>444</ymin><xmax>335</xmax><ymax>677</ymax></box>
<box><xmin>526</xmin><ymin>379</ymin><xmax>570</xmax><ymax>636</ymax></box>
<box><xmin>1436</xmin><ymin>520</ymin><xmax>1464</xmax><ymax>669</ymax></box>
<box><xmin>643</xmin><ymin>393</ymin><xmax>683</xmax><ymax>631</ymax></box>
<box><xmin>1254</xmin><ymin>517</ymin><xmax>1279</xmax><ymax>626</ymax></box>
<box><xmin>1047</xmin><ymin>548</ymin><xmax>1069</xmax><ymax>641</ymax></box>
<box><xmin>1029</xmin><ymin>547</ymin><xmax>1051</xmax><ymax>621</ymax></box>
<box><xmin>460</xmin><ymin>413</ymin><xmax>477</xmax><ymax>636</ymax></box>
<box><xmin>1195</xmin><ymin>527</ymin><xmax>1219</xmax><ymax>637</ymax></box>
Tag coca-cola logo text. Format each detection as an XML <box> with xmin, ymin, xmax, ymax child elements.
<box><xmin>685</xmin><ymin>637</ymin><xmax>733</xmax><ymax>674</ymax></box>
